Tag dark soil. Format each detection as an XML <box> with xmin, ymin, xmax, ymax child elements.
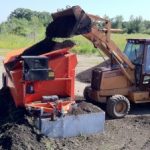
<box><xmin>21</xmin><ymin>40</ymin><xmax>75</xmax><ymax>56</ymax></box>
<box><xmin>0</xmin><ymin>88</ymin><xmax>47</xmax><ymax>150</ymax></box>
<box><xmin>68</xmin><ymin>101</ymin><xmax>101</xmax><ymax>115</ymax></box>
<box><xmin>49</xmin><ymin>116</ymin><xmax>150</xmax><ymax>150</ymax></box>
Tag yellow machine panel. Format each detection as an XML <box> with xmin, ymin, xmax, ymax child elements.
<box><xmin>129</xmin><ymin>91</ymin><xmax>150</xmax><ymax>103</ymax></box>
<box><xmin>100</xmin><ymin>69</ymin><xmax>129</xmax><ymax>90</ymax></box>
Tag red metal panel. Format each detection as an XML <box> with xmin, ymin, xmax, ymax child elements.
<box><xmin>6</xmin><ymin>48</ymin><xmax>77</xmax><ymax>107</ymax></box>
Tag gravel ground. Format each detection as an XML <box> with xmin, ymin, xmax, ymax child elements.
<box><xmin>75</xmin><ymin>55</ymin><xmax>103</xmax><ymax>96</ymax></box>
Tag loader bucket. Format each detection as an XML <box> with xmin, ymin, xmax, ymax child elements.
<box><xmin>46</xmin><ymin>5</ymin><xmax>92</xmax><ymax>38</ymax></box>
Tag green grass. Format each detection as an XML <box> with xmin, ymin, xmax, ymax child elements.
<box><xmin>0</xmin><ymin>33</ymin><xmax>44</xmax><ymax>56</ymax></box>
<box><xmin>0</xmin><ymin>34</ymin><xmax>37</xmax><ymax>49</ymax></box>
<box><xmin>0</xmin><ymin>33</ymin><xmax>150</xmax><ymax>56</ymax></box>
<box><xmin>73</xmin><ymin>33</ymin><xmax>150</xmax><ymax>52</ymax></box>
<box><xmin>112</xmin><ymin>33</ymin><xmax>150</xmax><ymax>50</ymax></box>
<box><xmin>72</xmin><ymin>33</ymin><xmax>150</xmax><ymax>54</ymax></box>
<box><xmin>71</xmin><ymin>36</ymin><xmax>97</xmax><ymax>54</ymax></box>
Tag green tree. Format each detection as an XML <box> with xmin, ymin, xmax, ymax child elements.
<box><xmin>0</xmin><ymin>8</ymin><xmax>53</xmax><ymax>37</ymax></box>
<box><xmin>36</xmin><ymin>11</ymin><xmax>52</xmax><ymax>26</ymax></box>
<box><xmin>7</xmin><ymin>18</ymin><xmax>29</xmax><ymax>36</ymax></box>
<box><xmin>8</xmin><ymin>8</ymin><xmax>52</xmax><ymax>27</ymax></box>
<box><xmin>28</xmin><ymin>16</ymin><xmax>44</xmax><ymax>41</ymax></box>
<box><xmin>8</xmin><ymin>8</ymin><xmax>33</xmax><ymax>20</ymax></box>
<box><xmin>0</xmin><ymin>22</ymin><xmax>8</xmax><ymax>34</ymax></box>
<box><xmin>127</xmin><ymin>16</ymin><xmax>145</xmax><ymax>33</ymax></box>
<box><xmin>111</xmin><ymin>15</ymin><xmax>124</xmax><ymax>29</ymax></box>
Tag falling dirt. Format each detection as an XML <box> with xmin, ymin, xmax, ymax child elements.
<box><xmin>21</xmin><ymin>40</ymin><xmax>75</xmax><ymax>56</ymax></box>
<box><xmin>5</xmin><ymin>40</ymin><xmax>75</xmax><ymax>71</ymax></box>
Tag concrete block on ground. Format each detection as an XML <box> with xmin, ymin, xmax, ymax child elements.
<box><xmin>35</xmin><ymin>110</ymin><xmax>105</xmax><ymax>138</ymax></box>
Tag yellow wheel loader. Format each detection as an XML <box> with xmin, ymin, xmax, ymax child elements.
<box><xmin>52</xmin><ymin>6</ymin><xmax>150</xmax><ymax>119</ymax></box>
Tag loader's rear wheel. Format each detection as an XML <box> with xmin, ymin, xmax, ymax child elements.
<box><xmin>84</xmin><ymin>86</ymin><xmax>92</xmax><ymax>102</ymax></box>
<box><xmin>106</xmin><ymin>95</ymin><xmax>130</xmax><ymax>119</ymax></box>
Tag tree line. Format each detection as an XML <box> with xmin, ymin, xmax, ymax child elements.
<box><xmin>0</xmin><ymin>8</ymin><xmax>52</xmax><ymax>40</ymax></box>
<box><xmin>0</xmin><ymin>8</ymin><xmax>150</xmax><ymax>38</ymax></box>
<box><xmin>111</xmin><ymin>15</ymin><xmax>150</xmax><ymax>34</ymax></box>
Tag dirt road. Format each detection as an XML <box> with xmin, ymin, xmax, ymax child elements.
<box><xmin>0</xmin><ymin>55</ymin><xmax>150</xmax><ymax>150</ymax></box>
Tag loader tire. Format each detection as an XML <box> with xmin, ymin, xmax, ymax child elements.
<box><xmin>106</xmin><ymin>95</ymin><xmax>130</xmax><ymax>119</ymax></box>
<box><xmin>84</xmin><ymin>86</ymin><xmax>92</xmax><ymax>102</ymax></box>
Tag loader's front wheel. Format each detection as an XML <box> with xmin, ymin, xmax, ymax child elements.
<box><xmin>106</xmin><ymin>95</ymin><xmax>130</xmax><ymax>119</ymax></box>
<box><xmin>84</xmin><ymin>86</ymin><xmax>92</xmax><ymax>102</ymax></box>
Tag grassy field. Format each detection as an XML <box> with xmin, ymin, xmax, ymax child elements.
<box><xmin>112</xmin><ymin>33</ymin><xmax>150</xmax><ymax>50</ymax></box>
<box><xmin>0</xmin><ymin>33</ymin><xmax>150</xmax><ymax>56</ymax></box>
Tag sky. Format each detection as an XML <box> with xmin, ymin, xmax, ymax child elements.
<box><xmin>0</xmin><ymin>0</ymin><xmax>150</xmax><ymax>23</ymax></box>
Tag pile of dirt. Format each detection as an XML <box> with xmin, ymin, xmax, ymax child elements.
<box><xmin>0</xmin><ymin>88</ymin><xmax>47</xmax><ymax>150</ymax></box>
<box><xmin>0</xmin><ymin>120</ymin><xmax>47</xmax><ymax>150</ymax></box>
<box><xmin>68</xmin><ymin>101</ymin><xmax>101</xmax><ymax>115</ymax></box>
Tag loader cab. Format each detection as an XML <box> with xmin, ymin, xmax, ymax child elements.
<box><xmin>124</xmin><ymin>39</ymin><xmax>150</xmax><ymax>86</ymax></box>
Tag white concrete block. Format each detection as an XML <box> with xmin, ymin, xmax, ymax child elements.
<box><xmin>35</xmin><ymin>110</ymin><xmax>105</xmax><ymax>138</ymax></box>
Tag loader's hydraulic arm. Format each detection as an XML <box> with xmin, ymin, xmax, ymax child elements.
<box><xmin>45</xmin><ymin>5</ymin><xmax>135</xmax><ymax>83</ymax></box>
<box><xmin>82</xmin><ymin>16</ymin><xmax>135</xmax><ymax>83</ymax></box>
<box><xmin>83</xmin><ymin>18</ymin><xmax>134</xmax><ymax>70</ymax></box>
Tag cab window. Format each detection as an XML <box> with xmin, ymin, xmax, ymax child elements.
<box><xmin>144</xmin><ymin>45</ymin><xmax>150</xmax><ymax>74</ymax></box>
<box><xmin>124</xmin><ymin>43</ymin><xmax>144</xmax><ymax>64</ymax></box>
